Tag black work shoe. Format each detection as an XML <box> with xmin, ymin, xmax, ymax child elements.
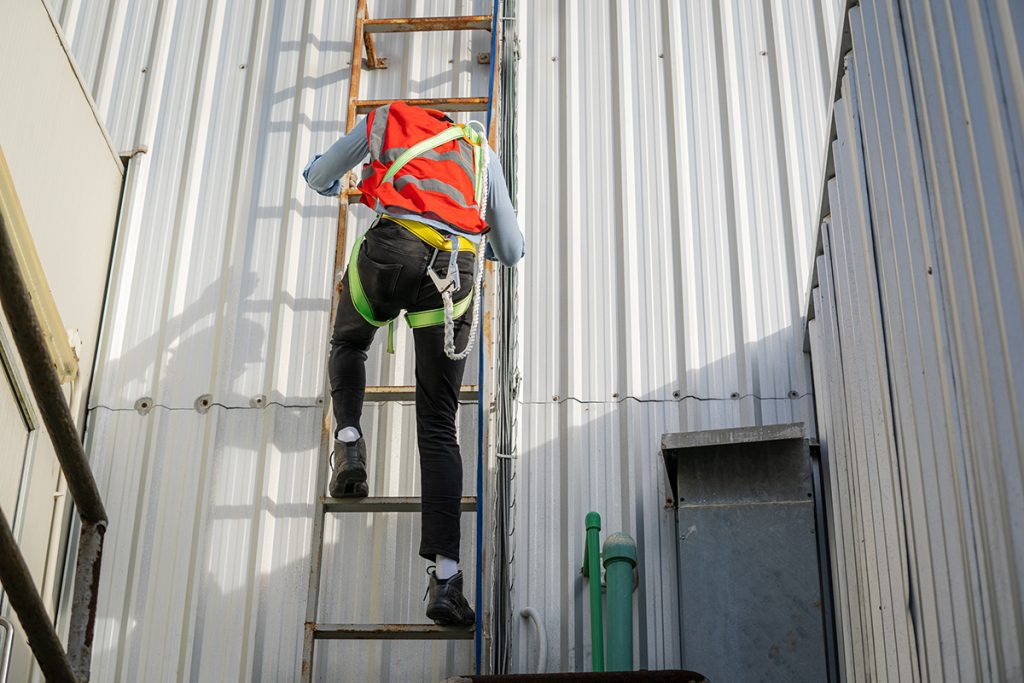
<box><xmin>329</xmin><ymin>437</ymin><xmax>368</xmax><ymax>498</ymax></box>
<box><xmin>425</xmin><ymin>568</ymin><xmax>475</xmax><ymax>627</ymax></box>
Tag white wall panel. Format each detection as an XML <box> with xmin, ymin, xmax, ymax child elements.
<box><xmin>512</xmin><ymin>0</ymin><xmax>841</xmax><ymax>672</ymax></box>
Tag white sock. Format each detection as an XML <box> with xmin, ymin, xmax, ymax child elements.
<box><xmin>436</xmin><ymin>555</ymin><xmax>458</xmax><ymax>580</ymax></box>
<box><xmin>336</xmin><ymin>426</ymin><xmax>360</xmax><ymax>443</ymax></box>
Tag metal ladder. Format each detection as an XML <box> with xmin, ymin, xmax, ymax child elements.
<box><xmin>300</xmin><ymin>2</ymin><xmax>498</xmax><ymax>680</ymax></box>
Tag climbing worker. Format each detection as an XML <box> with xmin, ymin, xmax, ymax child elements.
<box><xmin>303</xmin><ymin>101</ymin><xmax>524</xmax><ymax>627</ymax></box>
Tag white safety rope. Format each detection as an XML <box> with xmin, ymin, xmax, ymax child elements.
<box><xmin>441</xmin><ymin>121</ymin><xmax>489</xmax><ymax>361</ymax></box>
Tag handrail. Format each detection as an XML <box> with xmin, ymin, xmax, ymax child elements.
<box><xmin>0</xmin><ymin>193</ymin><xmax>108</xmax><ymax>681</ymax></box>
<box><xmin>1</xmin><ymin>616</ymin><xmax>14</xmax><ymax>683</ymax></box>
<box><xmin>581</xmin><ymin>511</ymin><xmax>604</xmax><ymax>671</ymax></box>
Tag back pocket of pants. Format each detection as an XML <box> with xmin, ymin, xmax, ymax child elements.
<box><xmin>358</xmin><ymin>247</ymin><xmax>403</xmax><ymax>304</ymax></box>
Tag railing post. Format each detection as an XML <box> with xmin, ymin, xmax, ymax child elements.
<box><xmin>581</xmin><ymin>511</ymin><xmax>604</xmax><ymax>671</ymax></box>
<box><xmin>602</xmin><ymin>532</ymin><xmax>637</xmax><ymax>671</ymax></box>
<box><xmin>1</xmin><ymin>163</ymin><xmax>108</xmax><ymax>683</ymax></box>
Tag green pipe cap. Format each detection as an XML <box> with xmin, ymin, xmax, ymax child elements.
<box><xmin>602</xmin><ymin>532</ymin><xmax>637</xmax><ymax>566</ymax></box>
<box><xmin>585</xmin><ymin>511</ymin><xmax>602</xmax><ymax>531</ymax></box>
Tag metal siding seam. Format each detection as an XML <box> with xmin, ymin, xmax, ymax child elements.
<box><xmin>856</xmin><ymin>6</ymin><xmax>922</xmax><ymax>678</ymax></box>
<box><xmin>844</xmin><ymin>7</ymin><xmax>917</xmax><ymax>680</ymax></box>
<box><xmin>167</xmin><ymin>0</ymin><xmax>254</xmax><ymax>675</ymax></box>
<box><xmin>833</xmin><ymin>139</ymin><xmax>888</xmax><ymax>682</ymax></box>
<box><xmin>112</xmin><ymin>0</ymin><xmax>217</xmax><ymax>678</ymax></box>
<box><xmin>900</xmin><ymin>0</ymin><xmax>1024</xmax><ymax>676</ymax></box>
<box><xmin>829</xmin><ymin>82</ymin><xmax>877</xmax><ymax>678</ymax></box>
<box><xmin>609</xmin><ymin>0</ymin><xmax>635</xmax><ymax>552</ymax></box>
<box><xmin>232</xmin><ymin>0</ymin><xmax>285</xmax><ymax>678</ymax></box>
<box><xmin>556</xmin><ymin>0</ymin><xmax>574</xmax><ymax>672</ymax></box>
<box><xmin>660</xmin><ymin>0</ymin><xmax>691</xmax><ymax>433</ymax></box>
<box><xmin>711</xmin><ymin>0</ymin><xmax>752</xmax><ymax>427</ymax></box>
<box><xmin>762</xmin><ymin>0</ymin><xmax>806</xmax><ymax>389</ymax></box>
<box><xmin>812</xmin><ymin>235</ymin><xmax>857</xmax><ymax>678</ymax></box>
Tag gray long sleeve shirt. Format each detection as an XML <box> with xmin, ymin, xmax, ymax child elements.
<box><xmin>304</xmin><ymin>116</ymin><xmax>524</xmax><ymax>267</ymax></box>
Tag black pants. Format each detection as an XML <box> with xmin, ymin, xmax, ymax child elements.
<box><xmin>330</xmin><ymin>218</ymin><xmax>474</xmax><ymax>563</ymax></box>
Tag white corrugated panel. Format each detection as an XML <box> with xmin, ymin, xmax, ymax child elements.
<box><xmin>511</xmin><ymin>0</ymin><xmax>842</xmax><ymax>672</ymax></box>
<box><xmin>55</xmin><ymin>0</ymin><xmax>492</xmax><ymax>681</ymax></box>
<box><xmin>807</xmin><ymin>0</ymin><xmax>1024</xmax><ymax>680</ymax></box>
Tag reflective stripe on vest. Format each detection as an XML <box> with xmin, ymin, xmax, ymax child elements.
<box><xmin>359</xmin><ymin>102</ymin><xmax>488</xmax><ymax>234</ymax></box>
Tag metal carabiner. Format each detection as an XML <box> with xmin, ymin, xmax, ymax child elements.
<box><xmin>426</xmin><ymin>237</ymin><xmax>460</xmax><ymax>294</ymax></box>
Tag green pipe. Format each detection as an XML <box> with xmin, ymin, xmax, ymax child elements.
<box><xmin>603</xmin><ymin>532</ymin><xmax>637</xmax><ymax>671</ymax></box>
<box><xmin>581</xmin><ymin>511</ymin><xmax>604</xmax><ymax>671</ymax></box>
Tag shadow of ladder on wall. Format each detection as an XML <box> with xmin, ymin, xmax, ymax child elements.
<box><xmin>300</xmin><ymin>2</ymin><xmax>498</xmax><ymax>680</ymax></box>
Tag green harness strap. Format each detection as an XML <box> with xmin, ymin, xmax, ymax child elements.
<box><xmin>347</xmin><ymin>121</ymin><xmax>483</xmax><ymax>353</ymax></box>
<box><xmin>382</xmin><ymin>126</ymin><xmax>466</xmax><ymax>185</ymax></box>
<box><xmin>347</xmin><ymin>232</ymin><xmax>474</xmax><ymax>353</ymax></box>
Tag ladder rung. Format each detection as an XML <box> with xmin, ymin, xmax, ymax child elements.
<box><xmin>365</xmin><ymin>385</ymin><xmax>479</xmax><ymax>402</ymax></box>
<box><xmin>322</xmin><ymin>496</ymin><xmax>477</xmax><ymax>513</ymax></box>
<box><xmin>354</xmin><ymin>97</ymin><xmax>488</xmax><ymax>114</ymax></box>
<box><xmin>364</xmin><ymin>15</ymin><xmax>492</xmax><ymax>33</ymax></box>
<box><xmin>314</xmin><ymin>623</ymin><xmax>474</xmax><ymax>640</ymax></box>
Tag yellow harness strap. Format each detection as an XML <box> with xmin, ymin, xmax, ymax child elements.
<box><xmin>383</xmin><ymin>214</ymin><xmax>477</xmax><ymax>255</ymax></box>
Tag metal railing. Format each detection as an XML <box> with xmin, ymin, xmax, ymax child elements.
<box><xmin>0</xmin><ymin>205</ymin><xmax>108</xmax><ymax>682</ymax></box>
<box><xmin>1</xmin><ymin>617</ymin><xmax>14</xmax><ymax>683</ymax></box>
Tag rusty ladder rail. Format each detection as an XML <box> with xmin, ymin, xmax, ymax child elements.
<box><xmin>0</xmin><ymin>202</ymin><xmax>107</xmax><ymax>683</ymax></box>
<box><xmin>300</xmin><ymin>1</ymin><xmax>498</xmax><ymax>680</ymax></box>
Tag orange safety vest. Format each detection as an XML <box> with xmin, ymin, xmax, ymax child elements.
<box><xmin>358</xmin><ymin>102</ymin><xmax>488</xmax><ymax>234</ymax></box>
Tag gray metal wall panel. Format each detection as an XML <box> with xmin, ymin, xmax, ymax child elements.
<box><xmin>512</xmin><ymin>2</ymin><xmax>842</xmax><ymax>671</ymax></box>
<box><xmin>57</xmin><ymin>1</ymin><xmax>490</xmax><ymax>681</ymax></box>
<box><xmin>807</xmin><ymin>0</ymin><xmax>1024</xmax><ymax>680</ymax></box>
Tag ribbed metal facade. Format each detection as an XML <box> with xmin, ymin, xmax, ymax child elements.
<box><xmin>50</xmin><ymin>0</ymin><xmax>851</xmax><ymax>678</ymax></box>
<box><xmin>511</xmin><ymin>0</ymin><xmax>844</xmax><ymax>673</ymax></box>
<box><xmin>806</xmin><ymin>0</ymin><xmax>1024</xmax><ymax>680</ymax></box>
<box><xmin>52</xmin><ymin>0</ymin><xmax>491</xmax><ymax>680</ymax></box>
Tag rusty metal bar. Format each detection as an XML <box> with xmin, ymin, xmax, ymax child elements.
<box><xmin>0</xmin><ymin>507</ymin><xmax>77</xmax><ymax>683</ymax></box>
<box><xmin>354</xmin><ymin>97</ymin><xmax>489</xmax><ymax>114</ymax></box>
<box><xmin>0</xmin><ymin>214</ymin><xmax>107</xmax><ymax>527</ymax></box>
<box><xmin>344</xmin><ymin>0</ymin><xmax>368</xmax><ymax>134</ymax></box>
<box><xmin>314</xmin><ymin>624</ymin><xmax>474</xmax><ymax>640</ymax></box>
<box><xmin>363</xmin><ymin>28</ymin><xmax>383</xmax><ymax>69</ymax></box>
<box><xmin>322</xmin><ymin>496</ymin><xmax>477</xmax><ymax>514</ymax></box>
<box><xmin>0</xmin><ymin>189</ymin><xmax>108</xmax><ymax>683</ymax></box>
<box><xmin>364</xmin><ymin>384</ymin><xmax>479</xmax><ymax>402</ymax></box>
<box><xmin>305</xmin><ymin>1</ymin><xmax>370</xmax><ymax>677</ymax></box>
<box><xmin>67</xmin><ymin>522</ymin><xmax>104</xmax><ymax>680</ymax></box>
<box><xmin>363</xmin><ymin>15</ymin><xmax>492</xmax><ymax>33</ymax></box>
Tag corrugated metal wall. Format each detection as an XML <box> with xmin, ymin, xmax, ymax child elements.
<box><xmin>511</xmin><ymin>0</ymin><xmax>844</xmax><ymax>672</ymax></box>
<box><xmin>50</xmin><ymin>0</ymin><xmax>851</xmax><ymax>677</ymax></box>
<box><xmin>51</xmin><ymin>0</ymin><xmax>492</xmax><ymax>680</ymax></box>
<box><xmin>807</xmin><ymin>0</ymin><xmax>1024</xmax><ymax>680</ymax></box>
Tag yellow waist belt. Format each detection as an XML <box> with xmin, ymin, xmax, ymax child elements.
<box><xmin>383</xmin><ymin>214</ymin><xmax>477</xmax><ymax>255</ymax></box>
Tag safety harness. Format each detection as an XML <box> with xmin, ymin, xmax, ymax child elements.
<box><xmin>348</xmin><ymin>120</ymin><xmax>489</xmax><ymax>360</ymax></box>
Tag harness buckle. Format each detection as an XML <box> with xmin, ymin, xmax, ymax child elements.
<box><xmin>427</xmin><ymin>238</ymin><xmax>461</xmax><ymax>294</ymax></box>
